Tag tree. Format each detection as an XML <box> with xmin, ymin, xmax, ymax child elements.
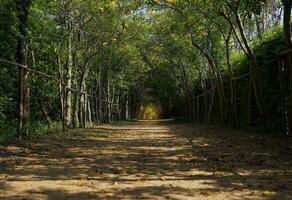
<box><xmin>281</xmin><ymin>0</ymin><xmax>292</xmax><ymax>134</ymax></box>
<box><xmin>15</xmin><ymin>0</ymin><xmax>32</xmax><ymax>137</ymax></box>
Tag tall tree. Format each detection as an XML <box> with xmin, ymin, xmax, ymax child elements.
<box><xmin>281</xmin><ymin>0</ymin><xmax>292</xmax><ymax>134</ymax></box>
<box><xmin>15</xmin><ymin>0</ymin><xmax>31</xmax><ymax>137</ymax></box>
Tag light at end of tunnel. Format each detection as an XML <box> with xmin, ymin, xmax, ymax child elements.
<box><xmin>139</xmin><ymin>103</ymin><xmax>162</xmax><ymax>120</ymax></box>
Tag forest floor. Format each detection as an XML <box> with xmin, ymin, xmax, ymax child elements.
<box><xmin>0</xmin><ymin>121</ymin><xmax>292</xmax><ymax>200</ymax></box>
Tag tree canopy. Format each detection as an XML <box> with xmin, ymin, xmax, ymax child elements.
<box><xmin>0</xmin><ymin>0</ymin><xmax>291</xmax><ymax>139</ymax></box>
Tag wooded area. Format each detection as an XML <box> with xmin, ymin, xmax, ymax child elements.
<box><xmin>0</xmin><ymin>0</ymin><xmax>291</xmax><ymax>139</ymax></box>
<box><xmin>1</xmin><ymin>0</ymin><xmax>292</xmax><ymax>199</ymax></box>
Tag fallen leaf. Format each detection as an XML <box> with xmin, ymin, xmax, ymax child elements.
<box><xmin>262</xmin><ymin>191</ymin><xmax>274</xmax><ymax>197</ymax></box>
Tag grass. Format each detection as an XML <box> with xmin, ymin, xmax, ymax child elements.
<box><xmin>0</xmin><ymin>120</ymin><xmax>111</xmax><ymax>145</ymax></box>
<box><xmin>0</xmin><ymin>121</ymin><xmax>62</xmax><ymax>145</ymax></box>
<box><xmin>31</xmin><ymin>122</ymin><xmax>63</xmax><ymax>137</ymax></box>
<box><xmin>0</xmin><ymin>124</ymin><xmax>17</xmax><ymax>145</ymax></box>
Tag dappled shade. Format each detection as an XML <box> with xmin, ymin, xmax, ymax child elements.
<box><xmin>0</xmin><ymin>0</ymin><xmax>292</xmax><ymax>199</ymax></box>
<box><xmin>1</xmin><ymin>122</ymin><xmax>292</xmax><ymax>199</ymax></box>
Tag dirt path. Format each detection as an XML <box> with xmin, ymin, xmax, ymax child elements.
<box><xmin>0</xmin><ymin>122</ymin><xmax>292</xmax><ymax>199</ymax></box>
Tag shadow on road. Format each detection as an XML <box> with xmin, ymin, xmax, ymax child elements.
<box><xmin>0</xmin><ymin>121</ymin><xmax>291</xmax><ymax>199</ymax></box>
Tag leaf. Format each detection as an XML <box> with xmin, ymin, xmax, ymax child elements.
<box><xmin>262</xmin><ymin>191</ymin><xmax>274</xmax><ymax>197</ymax></box>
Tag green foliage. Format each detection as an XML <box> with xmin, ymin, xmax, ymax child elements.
<box><xmin>0</xmin><ymin>0</ymin><xmax>288</xmax><ymax>139</ymax></box>
<box><xmin>30</xmin><ymin>122</ymin><xmax>62</xmax><ymax>138</ymax></box>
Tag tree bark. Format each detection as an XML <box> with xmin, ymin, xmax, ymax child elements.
<box><xmin>39</xmin><ymin>99</ymin><xmax>52</xmax><ymax>128</ymax></box>
<box><xmin>79</xmin><ymin>65</ymin><xmax>90</xmax><ymax>127</ymax></box>
<box><xmin>65</xmin><ymin>26</ymin><xmax>73</xmax><ymax>129</ymax></box>
<box><xmin>73</xmin><ymin>82</ymin><xmax>80</xmax><ymax>128</ymax></box>
<box><xmin>125</xmin><ymin>95</ymin><xmax>130</xmax><ymax>120</ymax></box>
<box><xmin>107</xmin><ymin>78</ymin><xmax>112</xmax><ymax>123</ymax></box>
<box><xmin>282</xmin><ymin>0</ymin><xmax>292</xmax><ymax>134</ymax></box>
<box><xmin>84</xmin><ymin>93</ymin><xmax>88</xmax><ymax>126</ymax></box>
<box><xmin>98</xmin><ymin>68</ymin><xmax>102</xmax><ymax>123</ymax></box>
<box><xmin>87</xmin><ymin>95</ymin><xmax>92</xmax><ymax>126</ymax></box>
<box><xmin>16</xmin><ymin>0</ymin><xmax>31</xmax><ymax>137</ymax></box>
<box><xmin>57</xmin><ymin>50</ymin><xmax>66</xmax><ymax>131</ymax></box>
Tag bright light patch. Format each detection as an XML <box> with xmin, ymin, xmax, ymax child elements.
<box><xmin>139</xmin><ymin>102</ymin><xmax>162</xmax><ymax>120</ymax></box>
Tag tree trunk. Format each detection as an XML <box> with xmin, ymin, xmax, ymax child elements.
<box><xmin>16</xmin><ymin>0</ymin><xmax>31</xmax><ymax>137</ymax></box>
<box><xmin>117</xmin><ymin>94</ymin><xmax>121</xmax><ymax>121</ymax></box>
<box><xmin>98</xmin><ymin>68</ymin><xmax>102</xmax><ymax>123</ymax></box>
<box><xmin>73</xmin><ymin>82</ymin><xmax>80</xmax><ymax>128</ymax></box>
<box><xmin>39</xmin><ymin>99</ymin><xmax>52</xmax><ymax>128</ymax></box>
<box><xmin>79</xmin><ymin>65</ymin><xmax>90</xmax><ymax>127</ymax></box>
<box><xmin>282</xmin><ymin>0</ymin><xmax>292</xmax><ymax>134</ymax></box>
<box><xmin>234</xmin><ymin>11</ymin><xmax>265</xmax><ymax>124</ymax></box>
<box><xmin>65</xmin><ymin>27</ymin><xmax>73</xmax><ymax>129</ymax></box>
<box><xmin>189</xmin><ymin>30</ymin><xmax>227</xmax><ymax>124</ymax></box>
<box><xmin>79</xmin><ymin>93</ymin><xmax>85</xmax><ymax>127</ymax></box>
<box><xmin>87</xmin><ymin>95</ymin><xmax>92</xmax><ymax>126</ymax></box>
<box><xmin>125</xmin><ymin>95</ymin><xmax>129</xmax><ymax>120</ymax></box>
<box><xmin>84</xmin><ymin>94</ymin><xmax>88</xmax><ymax>126</ymax></box>
<box><xmin>90</xmin><ymin>81</ymin><xmax>96</xmax><ymax>123</ymax></box>
<box><xmin>93</xmin><ymin>76</ymin><xmax>99</xmax><ymax>124</ymax></box>
<box><xmin>57</xmin><ymin>51</ymin><xmax>66</xmax><ymax>131</ymax></box>
<box><xmin>207</xmin><ymin>80</ymin><xmax>215</xmax><ymax>123</ymax></box>
<box><xmin>107</xmin><ymin>78</ymin><xmax>112</xmax><ymax>123</ymax></box>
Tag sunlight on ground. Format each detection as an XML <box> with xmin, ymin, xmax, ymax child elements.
<box><xmin>1</xmin><ymin>122</ymin><xmax>292</xmax><ymax>200</ymax></box>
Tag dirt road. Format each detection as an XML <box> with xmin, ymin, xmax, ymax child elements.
<box><xmin>1</xmin><ymin>122</ymin><xmax>292</xmax><ymax>199</ymax></box>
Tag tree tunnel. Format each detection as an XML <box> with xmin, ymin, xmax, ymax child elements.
<box><xmin>1</xmin><ymin>0</ymin><xmax>291</xmax><ymax>135</ymax></box>
<box><xmin>128</xmin><ymin>68</ymin><xmax>178</xmax><ymax>121</ymax></box>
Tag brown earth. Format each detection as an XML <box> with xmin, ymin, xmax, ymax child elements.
<box><xmin>0</xmin><ymin>121</ymin><xmax>292</xmax><ymax>200</ymax></box>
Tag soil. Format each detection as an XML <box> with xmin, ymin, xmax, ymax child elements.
<box><xmin>0</xmin><ymin>121</ymin><xmax>292</xmax><ymax>199</ymax></box>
